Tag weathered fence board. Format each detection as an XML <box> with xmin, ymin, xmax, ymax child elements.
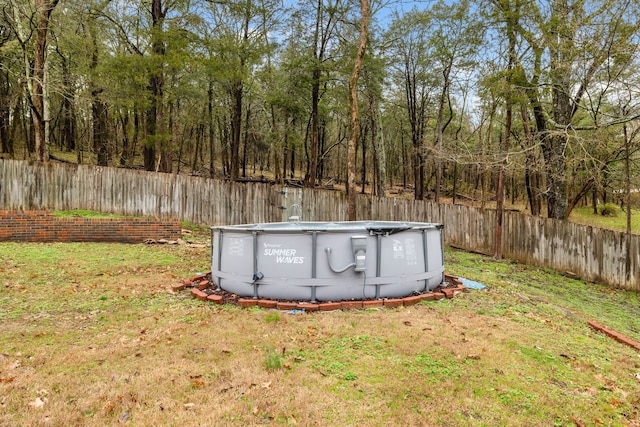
<box><xmin>0</xmin><ymin>159</ymin><xmax>637</xmax><ymax>291</ymax></box>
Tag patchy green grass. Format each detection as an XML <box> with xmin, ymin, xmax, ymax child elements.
<box><xmin>1</xmin><ymin>243</ymin><xmax>639</xmax><ymax>426</ymax></box>
<box><xmin>51</xmin><ymin>209</ymin><xmax>140</xmax><ymax>219</ymax></box>
<box><xmin>570</xmin><ymin>205</ymin><xmax>640</xmax><ymax>234</ymax></box>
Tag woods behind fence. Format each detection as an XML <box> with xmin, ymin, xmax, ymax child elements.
<box><xmin>1</xmin><ymin>159</ymin><xmax>637</xmax><ymax>291</ymax></box>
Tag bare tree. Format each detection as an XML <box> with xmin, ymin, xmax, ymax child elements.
<box><xmin>32</xmin><ymin>0</ymin><xmax>60</xmax><ymax>161</ymax></box>
<box><xmin>347</xmin><ymin>0</ymin><xmax>369</xmax><ymax>220</ymax></box>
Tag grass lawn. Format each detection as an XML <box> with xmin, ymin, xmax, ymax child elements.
<box><xmin>1</xmin><ymin>242</ymin><xmax>639</xmax><ymax>426</ymax></box>
<box><xmin>569</xmin><ymin>206</ymin><xmax>640</xmax><ymax>234</ymax></box>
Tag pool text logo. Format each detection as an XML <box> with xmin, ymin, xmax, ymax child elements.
<box><xmin>263</xmin><ymin>243</ymin><xmax>305</xmax><ymax>264</ymax></box>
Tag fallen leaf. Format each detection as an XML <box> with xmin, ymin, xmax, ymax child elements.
<box><xmin>609</xmin><ymin>397</ymin><xmax>622</xmax><ymax>406</ymax></box>
<box><xmin>184</xmin><ymin>403</ymin><xmax>196</xmax><ymax>410</ymax></box>
<box><xmin>119</xmin><ymin>410</ymin><xmax>130</xmax><ymax>423</ymax></box>
<box><xmin>103</xmin><ymin>401</ymin><xmax>115</xmax><ymax>415</ymax></box>
<box><xmin>30</xmin><ymin>397</ymin><xmax>46</xmax><ymax>409</ymax></box>
<box><xmin>403</xmin><ymin>321</ymin><xmax>412</xmax><ymax>326</ymax></box>
<box><xmin>261</xmin><ymin>381</ymin><xmax>272</xmax><ymax>389</ymax></box>
<box><xmin>569</xmin><ymin>417</ymin><xmax>586</xmax><ymax>427</ymax></box>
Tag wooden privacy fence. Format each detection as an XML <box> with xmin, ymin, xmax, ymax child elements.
<box><xmin>0</xmin><ymin>159</ymin><xmax>637</xmax><ymax>290</ymax></box>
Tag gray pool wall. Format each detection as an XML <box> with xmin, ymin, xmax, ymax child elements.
<box><xmin>211</xmin><ymin>221</ymin><xmax>444</xmax><ymax>302</ymax></box>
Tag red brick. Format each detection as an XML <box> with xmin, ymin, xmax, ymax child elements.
<box><xmin>258</xmin><ymin>300</ymin><xmax>277</xmax><ymax>309</ymax></box>
<box><xmin>297</xmin><ymin>303</ymin><xmax>319</xmax><ymax>312</ymax></box>
<box><xmin>206</xmin><ymin>294</ymin><xmax>223</xmax><ymax>304</ymax></box>
<box><xmin>191</xmin><ymin>288</ymin><xmax>207</xmax><ymax>301</ymax></box>
<box><xmin>172</xmin><ymin>283</ymin><xmax>189</xmax><ymax>292</ymax></box>
<box><xmin>420</xmin><ymin>293</ymin><xmax>436</xmax><ymax>301</ymax></box>
<box><xmin>190</xmin><ymin>274</ymin><xmax>208</xmax><ymax>283</ymax></box>
<box><xmin>362</xmin><ymin>300</ymin><xmax>384</xmax><ymax>309</ymax></box>
<box><xmin>383</xmin><ymin>298</ymin><xmax>404</xmax><ymax>308</ymax></box>
<box><xmin>276</xmin><ymin>302</ymin><xmax>298</xmax><ymax>311</ymax></box>
<box><xmin>402</xmin><ymin>295</ymin><xmax>423</xmax><ymax>306</ymax></box>
<box><xmin>442</xmin><ymin>287</ymin><xmax>465</xmax><ymax>299</ymax></box>
<box><xmin>197</xmin><ymin>280</ymin><xmax>210</xmax><ymax>290</ymax></box>
<box><xmin>318</xmin><ymin>302</ymin><xmax>341</xmax><ymax>311</ymax></box>
<box><xmin>432</xmin><ymin>292</ymin><xmax>445</xmax><ymax>300</ymax></box>
<box><xmin>238</xmin><ymin>299</ymin><xmax>258</xmax><ymax>308</ymax></box>
<box><xmin>441</xmin><ymin>288</ymin><xmax>455</xmax><ymax>299</ymax></box>
<box><xmin>341</xmin><ymin>301</ymin><xmax>363</xmax><ymax>310</ymax></box>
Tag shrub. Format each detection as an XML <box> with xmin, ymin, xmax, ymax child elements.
<box><xmin>598</xmin><ymin>203</ymin><xmax>620</xmax><ymax>217</ymax></box>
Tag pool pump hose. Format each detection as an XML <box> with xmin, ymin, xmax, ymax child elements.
<box><xmin>325</xmin><ymin>235</ymin><xmax>368</xmax><ymax>273</ymax></box>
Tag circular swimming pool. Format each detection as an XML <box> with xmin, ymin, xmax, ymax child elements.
<box><xmin>211</xmin><ymin>221</ymin><xmax>444</xmax><ymax>302</ymax></box>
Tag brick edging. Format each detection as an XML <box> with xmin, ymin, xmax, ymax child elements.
<box><xmin>0</xmin><ymin>210</ymin><xmax>181</xmax><ymax>243</ymax></box>
<box><xmin>177</xmin><ymin>273</ymin><xmax>467</xmax><ymax>311</ymax></box>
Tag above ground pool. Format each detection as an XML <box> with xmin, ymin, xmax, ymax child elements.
<box><xmin>210</xmin><ymin>221</ymin><xmax>444</xmax><ymax>302</ymax></box>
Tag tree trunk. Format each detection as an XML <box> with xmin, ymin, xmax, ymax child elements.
<box><xmin>347</xmin><ymin>0</ymin><xmax>369</xmax><ymax>221</ymax></box>
<box><xmin>360</xmin><ymin>124</ymin><xmax>367</xmax><ymax>194</ymax></box>
<box><xmin>229</xmin><ymin>80</ymin><xmax>242</xmax><ymax>181</ymax></box>
<box><xmin>60</xmin><ymin>56</ymin><xmax>75</xmax><ymax>153</ymax></box>
<box><xmin>435</xmin><ymin>62</ymin><xmax>452</xmax><ymax>203</ymax></box>
<box><xmin>624</xmin><ymin>121</ymin><xmax>631</xmax><ymax>281</ymax></box>
<box><xmin>92</xmin><ymin>94</ymin><xmax>109</xmax><ymax>166</ymax></box>
<box><xmin>208</xmin><ymin>79</ymin><xmax>216</xmax><ymax>178</ymax></box>
<box><xmin>89</xmin><ymin>18</ymin><xmax>108</xmax><ymax>166</ymax></box>
<box><xmin>241</xmin><ymin>105</ymin><xmax>250</xmax><ymax>178</ymax></box>
<box><xmin>221</xmin><ymin>115</ymin><xmax>231</xmax><ymax>177</ymax></box>
<box><xmin>119</xmin><ymin>112</ymin><xmax>130</xmax><ymax>166</ymax></box>
<box><xmin>369</xmin><ymin>92</ymin><xmax>385</xmax><ymax>197</ymax></box>
<box><xmin>308</xmin><ymin>67</ymin><xmax>320</xmax><ymax>188</ymax></box>
<box><xmin>145</xmin><ymin>0</ymin><xmax>167</xmax><ymax>172</ymax></box>
<box><xmin>401</xmin><ymin>131</ymin><xmax>407</xmax><ymax>189</ymax></box>
<box><xmin>32</xmin><ymin>0</ymin><xmax>59</xmax><ymax>162</ymax></box>
<box><xmin>540</xmin><ymin>0</ymin><xmax>574</xmax><ymax>219</ymax></box>
<box><xmin>520</xmin><ymin>105</ymin><xmax>541</xmax><ymax>216</ymax></box>
<box><xmin>0</xmin><ymin>69</ymin><xmax>12</xmax><ymax>155</ymax></box>
<box><xmin>494</xmin><ymin>110</ymin><xmax>511</xmax><ymax>260</ymax></box>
